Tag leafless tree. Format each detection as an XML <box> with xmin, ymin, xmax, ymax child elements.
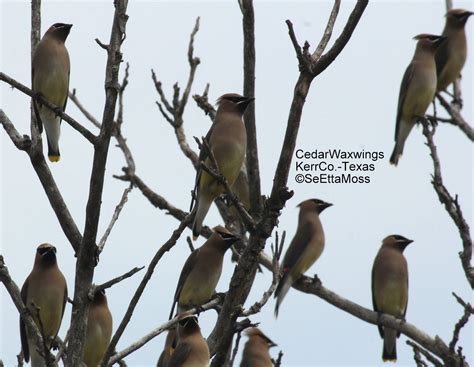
<box><xmin>0</xmin><ymin>0</ymin><xmax>471</xmax><ymax>366</ymax></box>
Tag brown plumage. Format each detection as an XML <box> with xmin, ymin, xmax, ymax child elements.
<box><xmin>436</xmin><ymin>9</ymin><xmax>473</xmax><ymax>92</ymax></box>
<box><xmin>274</xmin><ymin>199</ymin><xmax>332</xmax><ymax>317</ymax></box>
<box><xmin>169</xmin><ymin>226</ymin><xmax>239</xmax><ymax>319</ymax></box>
<box><xmin>191</xmin><ymin>93</ymin><xmax>253</xmax><ymax>239</ymax></box>
<box><xmin>240</xmin><ymin>328</ymin><xmax>276</xmax><ymax>367</ymax></box>
<box><xmin>390</xmin><ymin>34</ymin><xmax>446</xmax><ymax>166</ymax></box>
<box><xmin>372</xmin><ymin>235</ymin><xmax>413</xmax><ymax>362</ymax></box>
<box><xmin>20</xmin><ymin>243</ymin><xmax>67</xmax><ymax>367</ymax></box>
<box><xmin>83</xmin><ymin>289</ymin><xmax>113</xmax><ymax>367</ymax></box>
<box><xmin>168</xmin><ymin>315</ymin><xmax>209</xmax><ymax>367</ymax></box>
<box><xmin>32</xmin><ymin>23</ymin><xmax>72</xmax><ymax>162</ymax></box>
<box><xmin>157</xmin><ymin>328</ymin><xmax>177</xmax><ymax>367</ymax></box>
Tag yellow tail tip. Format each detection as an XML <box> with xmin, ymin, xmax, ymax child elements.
<box><xmin>48</xmin><ymin>155</ymin><xmax>60</xmax><ymax>162</ymax></box>
<box><xmin>192</xmin><ymin>235</ymin><xmax>199</xmax><ymax>241</ymax></box>
<box><xmin>383</xmin><ymin>358</ymin><xmax>397</xmax><ymax>363</ymax></box>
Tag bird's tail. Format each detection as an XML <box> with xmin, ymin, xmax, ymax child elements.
<box><xmin>389</xmin><ymin>143</ymin><xmax>402</xmax><ymax>166</ymax></box>
<box><xmin>192</xmin><ymin>196</ymin><xmax>212</xmax><ymax>240</ymax></box>
<box><xmin>382</xmin><ymin>328</ymin><xmax>397</xmax><ymax>362</ymax></box>
<box><xmin>274</xmin><ymin>272</ymin><xmax>292</xmax><ymax>318</ymax></box>
<box><xmin>43</xmin><ymin>116</ymin><xmax>61</xmax><ymax>163</ymax></box>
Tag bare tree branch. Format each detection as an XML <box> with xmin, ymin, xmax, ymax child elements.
<box><xmin>435</xmin><ymin>93</ymin><xmax>473</xmax><ymax>141</ymax></box>
<box><xmin>69</xmin><ymin>89</ymin><xmax>101</xmax><ymax>128</ymax></box>
<box><xmin>421</xmin><ymin>119</ymin><xmax>473</xmax><ymax>288</ymax></box>
<box><xmin>66</xmin><ymin>1</ymin><xmax>129</xmax><ymax>364</ymax></box>
<box><xmin>0</xmin><ymin>109</ymin><xmax>84</xmax><ymax>253</ymax></box>
<box><xmin>97</xmin><ymin>183</ymin><xmax>133</xmax><ymax>254</ymax></box>
<box><xmin>240</xmin><ymin>231</ymin><xmax>284</xmax><ymax>317</ymax></box>
<box><xmin>91</xmin><ymin>266</ymin><xmax>144</xmax><ymax>297</ymax></box>
<box><xmin>407</xmin><ymin>341</ymin><xmax>443</xmax><ymax>367</ymax></box>
<box><xmin>0</xmin><ymin>110</ymin><xmax>31</xmax><ymax>150</ymax></box>
<box><xmin>209</xmin><ymin>4</ymin><xmax>368</xmax><ymax>365</ymax></box>
<box><xmin>107</xmin><ymin>297</ymin><xmax>221</xmax><ymax>365</ymax></box>
<box><xmin>240</xmin><ymin>0</ymin><xmax>262</xmax><ymax>216</ymax></box>
<box><xmin>292</xmin><ymin>275</ymin><xmax>464</xmax><ymax>365</ymax></box>
<box><xmin>0</xmin><ymin>72</ymin><xmax>97</xmax><ymax>144</ymax></box>
<box><xmin>312</xmin><ymin>0</ymin><xmax>341</xmax><ymax>60</ymax></box>
<box><xmin>151</xmin><ymin>17</ymin><xmax>201</xmax><ymax>167</ymax></box>
<box><xmin>193</xmin><ymin>84</ymin><xmax>216</xmax><ymax>120</ymax></box>
<box><xmin>449</xmin><ymin>293</ymin><xmax>473</xmax><ymax>353</ymax></box>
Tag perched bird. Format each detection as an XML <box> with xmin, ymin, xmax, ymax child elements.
<box><xmin>168</xmin><ymin>315</ymin><xmax>210</xmax><ymax>367</ymax></box>
<box><xmin>274</xmin><ymin>199</ymin><xmax>332</xmax><ymax>317</ymax></box>
<box><xmin>191</xmin><ymin>93</ymin><xmax>253</xmax><ymax>239</ymax></box>
<box><xmin>389</xmin><ymin>34</ymin><xmax>446</xmax><ymax>166</ymax></box>
<box><xmin>436</xmin><ymin>9</ymin><xmax>473</xmax><ymax>92</ymax></box>
<box><xmin>32</xmin><ymin>23</ymin><xmax>72</xmax><ymax>162</ymax></box>
<box><xmin>240</xmin><ymin>328</ymin><xmax>276</xmax><ymax>367</ymax></box>
<box><xmin>372</xmin><ymin>235</ymin><xmax>413</xmax><ymax>362</ymax></box>
<box><xmin>20</xmin><ymin>243</ymin><xmax>67</xmax><ymax>367</ymax></box>
<box><xmin>83</xmin><ymin>289</ymin><xmax>113</xmax><ymax>367</ymax></box>
<box><xmin>157</xmin><ymin>328</ymin><xmax>177</xmax><ymax>367</ymax></box>
<box><xmin>169</xmin><ymin>226</ymin><xmax>239</xmax><ymax>319</ymax></box>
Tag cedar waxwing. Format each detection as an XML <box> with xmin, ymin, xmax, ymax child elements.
<box><xmin>32</xmin><ymin>23</ymin><xmax>72</xmax><ymax>162</ymax></box>
<box><xmin>20</xmin><ymin>243</ymin><xmax>67</xmax><ymax>367</ymax></box>
<box><xmin>167</xmin><ymin>315</ymin><xmax>210</xmax><ymax>367</ymax></box>
<box><xmin>157</xmin><ymin>328</ymin><xmax>177</xmax><ymax>367</ymax></box>
<box><xmin>82</xmin><ymin>289</ymin><xmax>113</xmax><ymax>367</ymax></box>
<box><xmin>191</xmin><ymin>93</ymin><xmax>253</xmax><ymax>239</ymax></box>
<box><xmin>240</xmin><ymin>328</ymin><xmax>276</xmax><ymax>367</ymax></box>
<box><xmin>389</xmin><ymin>34</ymin><xmax>446</xmax><ymax>166</ymax></box>
<box><xmin>436</xmin><ymin>9</ymin><xmax>473</xmax><ymax>92</ymax></box>
<box><xmin>372</xmin><ymin>235</ymin><xmax>413</xmax><ymax>362</ymax></box>
<box><xmin>169</xmin><ymin>226</ymin><xmax>240</xmax><ymax>319</ymax></box>
<box><xmin>274</xmin><ymin>199</ymin><xmax>332</xmax><ymax>317</ymax></box>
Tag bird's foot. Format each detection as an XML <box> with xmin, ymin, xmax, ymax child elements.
<box><xmin>397</xmin><ymin>315</ymin><xmax>406</xmax><ymax>325</ymax></box>
<box><xmin>53</xmin><ymin>106</ymin><xmax>63</xmax><ymax>117</ymax></box>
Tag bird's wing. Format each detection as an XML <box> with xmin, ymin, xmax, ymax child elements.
<box><xmin>169</xmin><ymin>249</ymin><xmax>200</xmax><ymax>319</ymax></box>
<box><xmin>280</xmin><ymin>221</ymin><xmax>313</xmax><ymax>272</ymax></box>
<box><xmin>167</xmin><ymin>343</ymin><xmax>192</xmax><ymax>367</ymax></box>
<box><xmin>20</xmin><ymin>279</ymin><xmax>30</xmax><ymax>362</ymax></box>
<box><xmin>190</xmin><ymin>124</ymin><xmax>214</xmax><ymax>212</ymax></box>
<box><xmin>435</xmin><ymin>41</ymin><xmax>448</xmax><ymax>78</ymax></box>
<box><xmin>394</xmin><ymin>63</ymin><xmax>415</xmax><ymax>141</ymax></box>
<box><xmin>371</xmin><ymin>263</ymin><xmax>384</xmax><ymax>338</ymax></box>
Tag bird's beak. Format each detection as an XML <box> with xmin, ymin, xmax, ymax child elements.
<box><xmin>238</xmin><ymin>97</ymin><xmax>255</xmax><ymax>109</ymax></box>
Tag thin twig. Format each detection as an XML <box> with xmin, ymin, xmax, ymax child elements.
<box><xmin>435</xmin><ymin>93</ymin><xmax>473</xmax><ymax>141</ymax></box>
<box><xmin>420</xmin><ymin>119</ymin><xmax>473</xmax><ymax>288</ymax></box>
<box><xmin>97</xmin><ymin>183</ymin><xmax>133</xmax><ymax>254</ymax></box>
<box><xmin>407</xmin><ymin>341</ymin><xmax>443</xmax><ymax>367</ymax></box>
<box><xmin>449</xmin><ymin>293</ymin><xmax>473</xmax><ymax>352</ymax></box>
<box><xmin>240</xmin><ymin>231</ymin><xmax>285</xmax><ymax>316</ymax></box>
<box><xmin>107</xmin><ymin>297</ymin><xmax>221</xmax><ymax>365</ymax></box>
<box><xmin>229</xmin><ymin>330</ymin><xmax>243</xmax><ymax>367</ymax></box>
<box><xmin>312</xmin><ymin>0</ymin><xmax>341</xmax><ymax>60</ymax></box>
<box><xmin>273</xmin><ymin>350</ymin><xmax>284</xmax><ymax>367</ymax></box>
<box><xmin>91</xmin><ymin>266</ymin><xmax>145</xmax><ymax>298</ymax></box>
<box><xmin>0</xmin><ymin>72</ymin><xmax>97</xmax><ymax>144</ymax></box>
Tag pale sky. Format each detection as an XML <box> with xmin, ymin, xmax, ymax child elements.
<box><xmin>1</xmin><ymin>1</ymin><xmax>473</xmax><ymax>366</ymax></box>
